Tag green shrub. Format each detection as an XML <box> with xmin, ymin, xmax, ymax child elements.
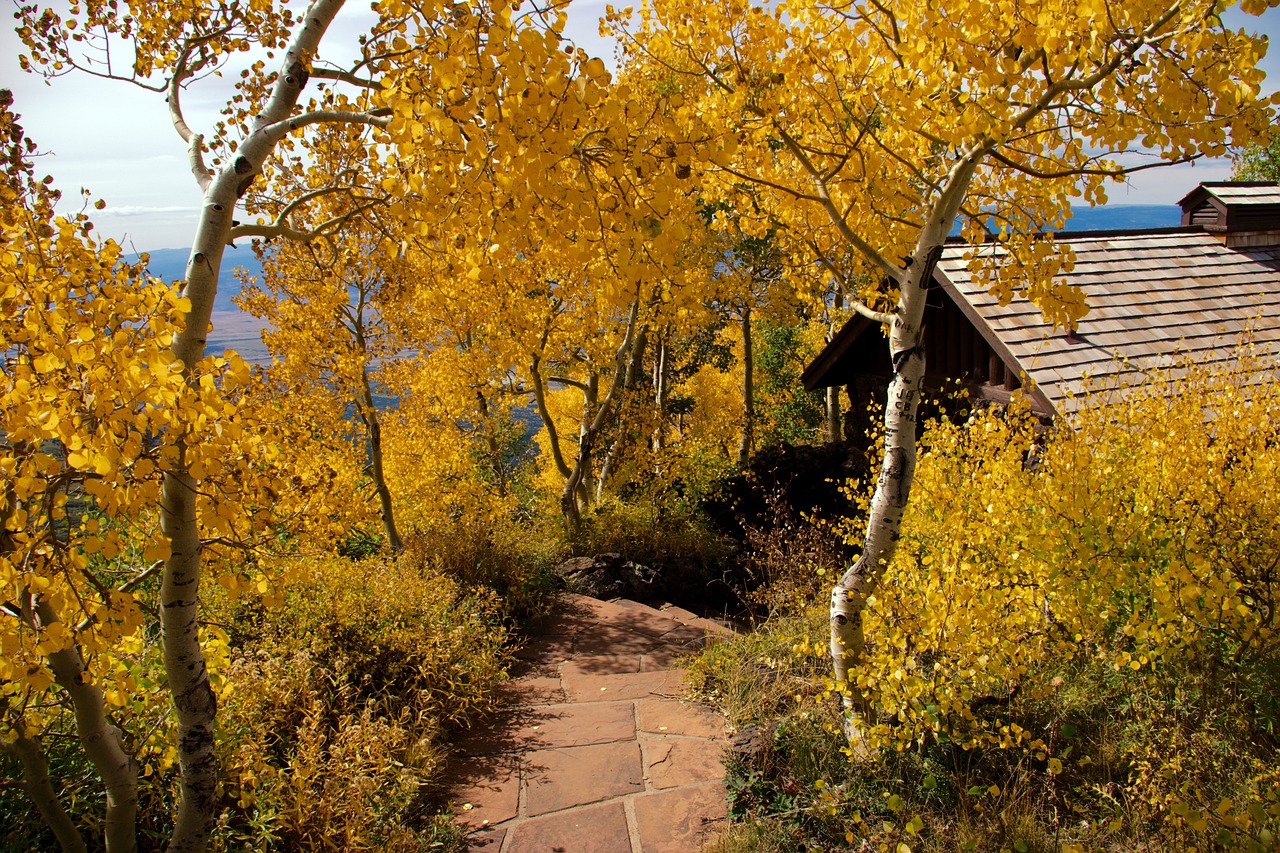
<box><xmin>210</xmin><ymin>554</ymin><xmax>509</xmax><ymax>852</ymax></box>
<box><xmin>574</xmin><ymin>493</ymin><xmax>731</xmax><ymax>569</ymax></box>
<box><xmin>696</xmin><ymin>362</ymin><xmax>1280</xmax><ymax>851</ymax></box>
<box><xmin>411</xmin><ymin>501</ymin><xmax>564</xmax><ymax>622</ymax></box>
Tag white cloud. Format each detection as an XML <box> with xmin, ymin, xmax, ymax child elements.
<box><xmin>4</xmin><ymin>4</ymin><xmax>1276</xmax><ymax>251</ymax></box>
<box><xmin>96</xmin><ymin>205</ymin><xmax>199</xmax><ymax>218</ymax></box>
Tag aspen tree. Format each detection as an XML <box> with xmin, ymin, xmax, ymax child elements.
<box><xmin>0</xmin><ymin>96</ymin><xmax>279</xmax><ymax>852</ymax></box>
<box><xmin>236</xmin><ymin>198</ymin><xmax>411</xmax><ymax>553</ymax></box>
<box><xmin>15</xmin><ymin>0</ymin><xmax>611</xmax><ymax>845</ymax></box>
<box><xmin>615</xmin><ymin>0</ymin><xmax>1278</xmax><ymax>742</ymax></box>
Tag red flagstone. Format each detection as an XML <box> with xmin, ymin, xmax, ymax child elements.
<box><xmin>635</xmin><ymin>698</ymin><xmax>724</xmax><ymax>739</ymax></box>
<box><xmin>562</xmin><ymin>668</ymin><xmax>687</xmax><ymax>703</ymax></box>
<box><xmin>632</xmin><ymin>781</ymin><xmax>729</xmax><ymax>853</ymax></box>
<box><xmin>524</xmin><ymin>741</ymin><xmax>645</xmax><ymax>815</ymax></box>
<box><xmin>559</xmin><ymin>654</ymin><xmax>643</xmax><ymax>679</ymax></box>
<box><xmin>452</xmin><ymin>754</ymin><xmax>520</xmax><ymax>828</ymax></box>
<box><xmin>641</xmin><ymin>735</ymin><xmax>726</xmax><ymax>790</ymax></box>
<box><xmin>505</xmin><ymin>800</ymin><xmax>632</xmax><ymax>853</ymax></box>
<box><xmin>494</xmin><ymin>671</ymin><xmax>567</xmax><ymax>706</ymax></box>
<box><xmin>448</xmin><ymin>593</ymin><xmax>734</xmax><ymax>852</ymax></box>
<box><xmin>571</xmin><ymin>628</ymin><xmax>673</xmax><ymax>658</ymax></box>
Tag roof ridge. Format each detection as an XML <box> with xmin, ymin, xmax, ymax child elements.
<box><xmin>944</xmin><ymin>225</ymin><xmax>1204</xmax><ymax>246</ymax></box>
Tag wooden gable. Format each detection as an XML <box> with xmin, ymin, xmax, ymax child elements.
<box><xmin>802</xmin><ymin>284</ymin><xmax>1051</xmax><ymax>414</ymax></box>
<box><xmin>804</xmin><ymin>182</ymin><xmax>1280</xmax><ymax>420</ymax></box>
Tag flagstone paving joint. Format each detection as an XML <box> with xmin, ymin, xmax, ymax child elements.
<box><xmin>447</xmin><ymin>593</ymin><xmax>733</xmax><ymax>852</ymax></box>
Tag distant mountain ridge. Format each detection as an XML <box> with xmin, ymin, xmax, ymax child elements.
<box><xmin>129</xmin><ymin>205</ymin><xmax>1181</xmax><ymax>307</ymax></box>
<box><xmin>130</xmin><ymin>205</ymin><xmax>1182</xmax><ymax>365</ymax></box>
<box><xmin>128</xmin><ymin>245</ymin><xmax>265</xmax><ymax>314</ymax></box>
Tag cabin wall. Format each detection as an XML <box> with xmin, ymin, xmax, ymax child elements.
<box><xmin>922</xmin><ymin>292</ymin><xmax>1019</xmax><ymax>392</ymax></box>
<box><xmin>835</xmin><ymin>292</ymin><xmax>1023</xmax><ymax>450</ymax></box>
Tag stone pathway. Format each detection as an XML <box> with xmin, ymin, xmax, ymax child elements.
<box><xmin>446</xmin><ymin>593</ymin><xmax>735</xmax><ymax>852</ymax></box>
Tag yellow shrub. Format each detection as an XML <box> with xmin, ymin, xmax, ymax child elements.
<box><xmin>211</xmin><ymin>554</ymin><xmax>508</xmax><ymax>850</ymax></box>
<box><xmin>838</xmin><ymin>355</ymin><xmax>1280</xmax><ymax>846</ymax></box>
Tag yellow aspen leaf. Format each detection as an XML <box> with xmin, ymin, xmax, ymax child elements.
<box><xmin>143</xmin><ymin>539</ymin><xmax>172</xmax><ymax>563</ymax></box>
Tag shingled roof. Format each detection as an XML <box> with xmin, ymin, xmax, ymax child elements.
<box><xmin>804</xmin><ymin>182</ymin><xmax>1280</xmax><ymax>418</ymax></box>
<box><xmin>935</xmin><ymin>229</ymin><xmax>1280</xmax><ymax>416</ymax></box>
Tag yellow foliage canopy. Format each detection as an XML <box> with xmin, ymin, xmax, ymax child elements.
<box><xmin>848</xmin><ymin>357</ymin><xmax>1280</xmax><ymax>755</ymax></box>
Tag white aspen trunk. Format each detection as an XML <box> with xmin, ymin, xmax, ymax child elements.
<box><xmin>737</xmin><ymin>307</ymin><xmax>754</xmax><ymax>467</ymax></box>
<box><xmin>559</xmin><ymin>374</ymin><xmax>598</xmax><ymax>533</ymax></box>
<box><xmin>828</xmin><ymin>152</ymin><xmax>983</xmax><ymax>745</ymax></box>
<box><xmin>596</xmin><ymin>327</ymin><xmax>648</xmax><ymax>501</ymax></box>
<box><xmin>542</xmin><ymin>300</ymin><xmax>642</xmax><ymax>534</ymax></box>
<box><xmin>652</xmin><ymin>335</ymin><xmax>667</xmax><ymax>454</ymax></box>
<box><xmin>5</xmin><ymin>722</ymin><xmax>88</xmax><ymax>853</ymax></box>
<box><xmin>160</xmin><ymin>4</ymin><xmax>352</xmax><ymax>848</ymax></box>
<box><xmin>576</xmin><ymin>373</ymin><xmax>600</xmax><ymax>509</ymax></box>
<box><xmin>34</xmin><ymin>601</ymin><xmax>137</xmax><ymax>853</ymax></box>
<box><xmin>827</xmin><ymin>334</ymin><xmax>924</xmax><ymax>732</ymax></box>
<box><xmin>595</xmin><ymin>446</ymin><xmax>613</xmax><ymax>502</ymax></box>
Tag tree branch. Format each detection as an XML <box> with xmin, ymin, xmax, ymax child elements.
<box><xmin>774</xmin><ymin>126</ymin><xmax>905</xmax><ymax>282</ymax></box>
<box><xmin>1005</xmin><ymin>4</ymin><xmax>1185</xmax><ymax>138</ymax></box>
<box><xmin>230</xmin><ymin>199</ymin><xmax>380</xmax><ymax>243</ymax></box>
<box><xmin>548</xmin><ymin>375</ymin><xmax>591</xmax><ymax>392</ymax></box>
<box><xmin>987</xmin><ymin>148</ymin><xmax>1199</xmax><ymax>180</ymax></box>
<box><xmin>3</xmin><ymin>720</ymin><xmax>87</xmax><ymax>853</ymax></box>
<box><xmin>530</xmin><ymin>352</ymin><xmax>573</xmax><ymax>479</ymax></box>
<box><xmin>812</xmin><ymin>251</ymin><xmax>894</xmax><ymax>324</ymax></box>
<box><xmin>73</xmin><ymin>561</ymin><xmax>165</xmax><ymax>634</ymax></box>
<box><xmin>259</xmin><ymin>108</ymin><xmax>392</xmax><ymax>147</ymax></box>
<box><xmin>310</xmin><ymin>67</ymin><xmax>381</xmax><ymax>89</ymax></box>
<box><xmin>187</xmin><ymin>134</ymin><xmax>213</xmax><ymax>192</ymax></box>
<box><xmin>167</xmin><ymin>27</ymin><xmax>232</xmax><ymax>146</ymax></box>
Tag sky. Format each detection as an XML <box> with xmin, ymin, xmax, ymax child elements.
<box><xmin>1</xmin><ymin>2</ymin><xmax>1277</xmax><ymax>253</ymax></box>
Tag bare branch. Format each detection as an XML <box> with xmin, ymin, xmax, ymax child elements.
<box><xmin>549</xmin><ymin>375</ymin><xmax>591</xmax><ymax>392</ymax></box>
<box><xmin>72</xmin><ymin>561</ymin><xmax>166</xmax><ymax>635</ymax></box>
<box><xmin>230</xmin><ymin>198</ymin><xmax>380</xmax><ymax>243</ymax></box>
<box><xmin>774</xmin><ymin>126</ymin><xmax>905</xmax><ymax>282</ymax></box>
<box><xmin>188</xmin><ymin>134</ymin><xmax>213</xmax><ymax>192</ymax></box>
<box><xmin>812</xmin><ymin>251</ymin><xmax>894</xmax><ymax>324</ymax></box>
<box><xmin>259</xmin><ymin>109</ymin><xmax>392</xmax><ymax>147</ymax></box>
<box><xmin>167</xmin><ymin>27</ymin><xmax>233</xmax><ymax>145</ymax></box>
<box><xmin>715</xmin><ymin>161</ymin><xmax>826</xmax><ymax>204</ymax></box>
<box><xmin>276</xmin><ymin>184</ymin><xmax>372</xmax><ymax>227</ymax></box>
<box><xmin>310</xmin><ymin>67</ymin><xmax>381</xmax><ymax>89</ymax></box>
<box><xmin>988</xmin><ymin>148</ymin><xmax>1199</xmax><ymax>180</ymax></box>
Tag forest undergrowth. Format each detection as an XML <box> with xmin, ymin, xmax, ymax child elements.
<box><xmin>692</xmin><ymin>364</ymin><xmax>1280</xmax><ymax>853</ymax></box>
<box><xmin>7</xmin><ymin>353</ymin><xmax>1279</xmax><ymax>852</ymax></box>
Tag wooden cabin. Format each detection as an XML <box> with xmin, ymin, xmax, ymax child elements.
<box><xmin>803</xmin><ymin>182</ymin><xmax>1280</xmax><ymax>432</ymax></box>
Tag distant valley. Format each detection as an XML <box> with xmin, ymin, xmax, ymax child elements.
<box><xmin>130</xmin><ymin>204</ymin><xmax>1183</xmax><ymax>365</ymax></box>
<box><xmin>129</xmin><ymin>245</ymin><xmax>270</xmax><ymax>363</ymax></box>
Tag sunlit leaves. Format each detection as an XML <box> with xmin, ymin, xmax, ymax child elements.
<box><xmin>617</xmin><ymin>0</ymin><xmax>1276</xmax><ymax>325</ymax></box>
<box><xmin>843</xmin><ymin>358</ymin><xmax>1280</xmax><ymax>755</ymax></box>
<box><xmin>0</xmin><ymin>103</ymin><xmax>287</xmax><ymax>752</ymax></box>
